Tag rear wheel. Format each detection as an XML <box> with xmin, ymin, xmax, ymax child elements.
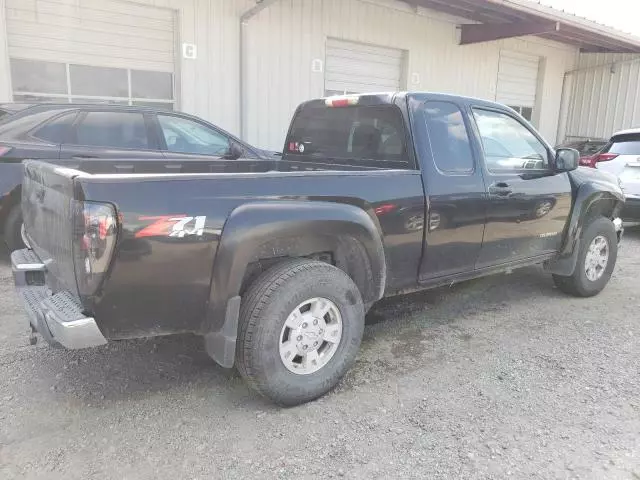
<box><xmin>552</xmin><ymin>217</ymin><xmax>617</xmax><ymax>297</ymax></box>
<box><xmin>236</xmin><ymin>258</ymin><xmax>364</xmax><ymax>406</ymax></box>
<box><xmin>4</xmin><ymin>205</ymin><xmax>25</xmax><ymax>252</ymax></box>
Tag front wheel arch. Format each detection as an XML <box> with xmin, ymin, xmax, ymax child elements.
<box><xmin>544</xmin><ymin>184</ymin><xmax>622</xmax><ymax>276</ymax></box>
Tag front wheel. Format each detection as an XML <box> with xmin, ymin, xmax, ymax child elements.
<box><xmin>236</xmin><ymin>258</ymin><xmax>364</xmax><ymax>406</ymax></box>
<box><xmin>552</xmin><ymin>217</ymin><xmax>618</xmax><ymax>297</ymax></box>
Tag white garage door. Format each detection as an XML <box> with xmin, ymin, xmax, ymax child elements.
<box><xmin>496</xmin><ymin>50</ymin><xmax>540</xmax><ymax>121</ymax></box>
<box><xmin>5</xmin><ymin>0</ymin><xmax>175</xmax><ymax>108</ymax></box>
<box><xmin>325</xmin><ymin>38</ymin><xmax>404</xmax><ymax>96</ymax></box>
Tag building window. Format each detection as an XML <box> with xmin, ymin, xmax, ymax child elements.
<box><xmin>508</xmin><ymin>106</ymin><xmax>533</xmax><ymax>122</ymax></box>
<box><xmin>10</xmin><ymin>58</ymin><xmax>174</xmax><ymax>110</ymax></box>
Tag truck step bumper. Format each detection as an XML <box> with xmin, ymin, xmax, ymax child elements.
<box><xmin>12</xmin><ymin>249</ymin><xmax>107</xmax><ymax>349</ymax></box>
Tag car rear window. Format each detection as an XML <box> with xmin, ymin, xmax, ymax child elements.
<box><xmin>283</xmin><ymin>103</ymin><xmax>411</xmax><ymax>169</ymax></box>
<box><xmin>603</xmin><ymin>134</ymin><xmax>640</xmax><ymax>155</ymax></box>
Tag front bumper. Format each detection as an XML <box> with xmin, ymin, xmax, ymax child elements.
<box><xmin>12</xmin><ymin>248</ymin><xmax>107</xmax><ymax>349</ymax></box>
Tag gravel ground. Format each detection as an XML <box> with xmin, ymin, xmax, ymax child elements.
<box><xmin>1</xmin><ymin>232</ymin><xmax>639</xmax><ymax>480</ymax></box>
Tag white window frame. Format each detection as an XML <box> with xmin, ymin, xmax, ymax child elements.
<box><xmin>11</xmin><ymin>59</ymin><xmax>175</xmax><ymax>108</ymax></box>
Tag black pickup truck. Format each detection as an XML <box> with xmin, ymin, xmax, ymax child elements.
<box><xmin>12</xmin><ymin>93</ymin><xmax>624</xmax><ymax>406</ymax></box>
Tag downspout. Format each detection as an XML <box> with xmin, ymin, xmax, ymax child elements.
<box><xmin>239</xmin><ymin>0</ymin><xmax>280</xmax><ymax>140</ymax></box>
<box><xmin>556</xmin><ymin>71</ymin><xmax>573</xmax><ymax>143</ymax></box>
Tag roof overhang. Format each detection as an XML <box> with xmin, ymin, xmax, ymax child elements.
<box><xmin>404</xmin><ymin>0</ymin><xmax>640</xmax><ymax>53</ymax></box>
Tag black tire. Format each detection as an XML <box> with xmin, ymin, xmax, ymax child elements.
<box><xmin>552</xmin><ymin>217</ymin><xmax>617</xmax><ymax>297</ymax></box>
<box><xmin>4</xmin><ymin>205</ymin><xmax>25</xmax><ymax>252</ymax></box>
<box><xmin>236</xmin><ymin>258</ymin><xmax>364</xmax><ymax>406</ymax></box>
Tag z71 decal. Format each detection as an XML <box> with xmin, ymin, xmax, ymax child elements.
<box><xmin>135</xmin><ymin>215</ymin><xmax>206</xmax><ymax>239</ymax></box>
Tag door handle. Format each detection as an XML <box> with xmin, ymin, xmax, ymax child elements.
<box><xmin>489</xmin><ymin>182</ymin><xmax>513</xmax><ymax>196</ymax></box>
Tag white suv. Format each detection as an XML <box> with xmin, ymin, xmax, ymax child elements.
<box><xmin>594</xmin><ymin>128</ymin><xmax>640</xmax><ymax>226</ymax></box>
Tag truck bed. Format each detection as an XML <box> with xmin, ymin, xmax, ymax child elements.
<box><xmin>21</xmin><ymin>160</ymin><xmax>426</xmax><ymax>340</ymax></box>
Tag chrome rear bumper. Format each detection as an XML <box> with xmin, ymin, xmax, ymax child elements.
<box><xmin>11</xmin><ymin>248</ymin><xmax>107</xmax><ymax>349</ymax></box>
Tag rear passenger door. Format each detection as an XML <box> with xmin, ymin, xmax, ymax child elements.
<box><xmin>60</xmin><ymin>110</ymin><xmax>166</xmax><ymax>173</ymax></box>
<box><xmin>411</xmin><ymin>99</ymin><xmax>487</xmax><ymax>280</ymax></box>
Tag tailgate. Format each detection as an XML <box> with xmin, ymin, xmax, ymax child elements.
<box><xmin>22</xmin><ymin>160</ymin><xmax>82</xmax><ymax>296</ymax></box>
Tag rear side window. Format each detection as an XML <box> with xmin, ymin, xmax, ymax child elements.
<box><xmin>284</xmin><ymin>104</ymin><xmax>410</xmax><ymax>169</ymax></box>
<box><xmin>33</xmin><ymin>112</ymin><xmax>76</xmax><ymax>143</ymax></box>
<box><xmin>74</xmin><ymin>111</ymin><xmax>149</xmax><ymax>149</ymax></box>
<box><xmin>418</xmin><ymin>101</ymin><xmax>474</xmax><ymax>174</ymax></box>
<box><xmin>603</xmin><ymin>134</ymin><xmax>640</xmax><ymax>155</ymax></box>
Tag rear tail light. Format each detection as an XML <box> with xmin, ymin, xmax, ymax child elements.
<box><xmin>584</xmin><ymin>153</ymin><xmax>619</xmax><ymax>168</ymax></box>
<box><xmin>0</xmin><ymin>145</ymin><xmax>12</xmax><ymax>156</ymax></box>
<box><xmin>73</xmin><ymin>201</ymin><xmax>117</xmax><ymax>297</ymax></box>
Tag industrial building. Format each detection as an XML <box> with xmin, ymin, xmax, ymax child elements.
<box><xmin>1</xmin><ymin>0</ymin><xmax>639</xmax><ymax>150</ymax></box>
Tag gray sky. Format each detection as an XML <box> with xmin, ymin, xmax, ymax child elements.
<box><xmin>540</xmin><ymin>0</ymin><xmax>640</xmax><ymax>36</ymax></box>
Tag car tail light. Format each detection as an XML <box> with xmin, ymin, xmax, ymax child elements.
<box><xmin>584</xmin><ymin>153</ymin><xmax>619</xmax><ymax>168</ymax></box>
<box><xmin>73</xmin><ymin>201</ymin><xmax>118</xmax><ymax>297</ymax></box>
<box><xmin>579</xmin><ymin>155</ymin><xmax>594</xmax><ymax>167</ymax></box>
<box><xmin>0</xmin><ymin>145</ymin><xmax>12</xmax><ymax>156</ymax></box>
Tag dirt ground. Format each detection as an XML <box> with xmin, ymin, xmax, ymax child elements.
<box><xmin>1</xmin><ymin>232</ymin><xmax>639</xmax><ymax>480</ymax></box>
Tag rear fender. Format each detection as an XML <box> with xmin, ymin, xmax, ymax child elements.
<box><xmin>203</xmin><ymin>200</ymin><xmax>386</xmax><ymax>367</ymax></box>
<box><xmin>544</xmin><ymin>182</ymin><xmax>623</xmax><ymax>276</ymax></box>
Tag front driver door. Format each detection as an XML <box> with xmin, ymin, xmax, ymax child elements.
<box><xmin>471</xmin><ymin>107</ymin><xmax>572</xmax><ymax>268</ymax></box>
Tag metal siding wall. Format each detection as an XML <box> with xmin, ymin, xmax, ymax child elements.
<box><xmin>244</xmin><ymin>0</ymin><xmax>577</xmax><ymax>150</ymax></box>
<box><xmin>0</xmin><ymin>0</ymin><xmax>10</xmax><ymax>102</ymax></box>
<box><xmin>565</xmin><ymin>55</ymin><xmax>640</xmax><ymax>141</ymax></box>
<box><xmin>172</xmin><ymin>0</ymin><xmax>251</xmax><ymax>136</ymax></box>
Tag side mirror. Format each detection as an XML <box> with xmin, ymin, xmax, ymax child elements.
<box><xmin>224</xmin><ymin>142</ymin><xmax>244</xmax><ymax>160</ymax></box>
<box><xmin>554</xmin><ymin>148</ymin><xmax>579</xmax><ymax>172</ymax></box>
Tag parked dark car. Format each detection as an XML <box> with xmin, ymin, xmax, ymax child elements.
<box><xmin>556</xmin><ymin>138</ymin><xmax>607</xmax><ymax>156</ymax></box>
<box><xmin>13</xmin><ymin>92</ymin><xmax>624</xmax><ymax>406</ymax></box>
<box><xmin>555</xmin><ymin>138</ymin><xmax>607</xmax><ymax>166</ymax></box>
<box><xmin>0</xmin><ymin>103</ymin><xmax>278</xmax><ymax>249</ymax></box>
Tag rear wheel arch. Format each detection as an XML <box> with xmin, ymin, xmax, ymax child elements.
<box><xmin>202</xmin><ymin>201</ymin><xmax>385</xmax><ymax>368</ymax></box>
<box><xmin>240</xmin><ymin>232</ymin><xmax>380</xmax><ymax>306</ymax></box>
<box><xmin>206</xmin><ymin>201</ymin><xmax>384</xmax><ymax>318</ymax></box>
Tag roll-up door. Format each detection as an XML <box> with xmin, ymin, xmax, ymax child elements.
<box><xmin>6</xmin><ymin>0</ymin><xmax>175</xmax><ymax>108</ymax></box>
<box><xmin>325</xmin><ymin>38</ymin><xmax>404</xmax><ymax>96</ymax></box>
<box><xmin>496</xmin><ymin>50</ymin><xmax>540</xmax><ymax>121</ymax></box>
